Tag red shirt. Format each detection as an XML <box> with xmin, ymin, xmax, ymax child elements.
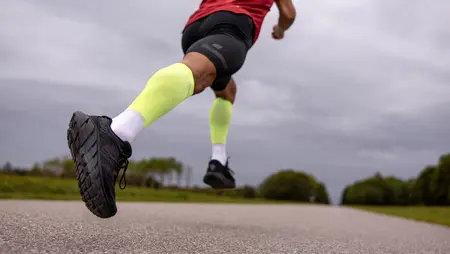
<box><xmin>185</xmin><ymin>0</ymin><xmax>275</xmax><ymax>43</ymax></box>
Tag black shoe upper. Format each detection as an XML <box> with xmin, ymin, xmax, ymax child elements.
<box><xmin>93</xmin><ymin>115</ymin><xmax>132</xmax><ymax>190</ymax></box>
<box><xmin>207</xmin><ymin>159</ymin><xmax>235</xmax><ymax>182</ymax></box>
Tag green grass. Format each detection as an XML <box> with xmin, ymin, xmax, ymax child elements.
<box><xmin>352</xmin><ymin>206</ymin><xmax>450</xmax><ymax>227</ymax></box>
<box><xmin>0</xmin><ymin>175</ymin><xmax>273</xmax><ymax>204</ymax></box>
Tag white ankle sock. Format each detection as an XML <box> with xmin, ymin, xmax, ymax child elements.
<box><xmin>211</xmin><ymin>144</ymin><xmax>227</xmax><ymax>165</ymax></box>
<box><xmin>111</xmin><ymin>109</ymin><xmax>145</xmax><ymax>143</ymax></box>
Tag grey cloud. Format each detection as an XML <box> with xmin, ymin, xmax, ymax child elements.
<box><xmin>1</xmin><ymin>0</ymin><xmax>449</xmax><ymax>204</ymax></box>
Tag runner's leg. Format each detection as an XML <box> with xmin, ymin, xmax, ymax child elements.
<box><xmin>111</xmin><ymin>12</ymin><xmax>251</xmax><ymax>144</ymax></box>
<box><xmin>209</xmin><ymin>77</ymin><xmax>236</xmax><ymax>166</ymax></box>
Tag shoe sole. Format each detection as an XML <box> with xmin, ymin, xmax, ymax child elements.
<box><xmin>203</xmin><ymin>172</ymin><xmax>236</xmax><ymax>189</ymax></box>
<box><xmin>67</xmin><ymin>111</ymin><xmax>117</xmax><ymax>219</ymax></box>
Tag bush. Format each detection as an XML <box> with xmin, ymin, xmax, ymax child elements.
<box><xmin>237</xmin><ymin>185</ymin><xmax>258</xmax><ymax>199</ymax></box>
<box><xmin>316</xmin><ymin>182</ymin><xmax>330</xmax><ymax>204</ymax></box>
<box><xmin>258</xmin><ymin>169</ymin><xmax>330</xmax><ymax>204</ymax></box>
<box><xmin>341</xmin><ymin>173</ymin><xmax>415</xmax><ymax>206</ymax></box>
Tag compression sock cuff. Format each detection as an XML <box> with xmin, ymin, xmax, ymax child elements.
<box><xmin>175</xmin><ymin>63</ymin><xmax>195</xmax><ymax>98</ymax></box>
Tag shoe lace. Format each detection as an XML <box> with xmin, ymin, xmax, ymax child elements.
<box><xmin>118</xmin><ymin>156</ymin><xmax>130</xmax><ymax>190</ymax></box>
<box><xmin>225</xmin><ymin>156</ymin><xmax>235</xmax><ymax>175</ymax></box>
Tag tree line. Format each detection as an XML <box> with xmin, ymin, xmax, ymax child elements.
<box><xmin>7</xmin><ymin>152</ymin><xmax>448</xmax><ymax>206</ymax></box>
<box><xmin>341</xmin><ymin>153</ymin><xmax>450</xmax><ymax>206</ymax></box>
<box><xmin>0</xmin><ymin>156</ymin><xmax>331</xmax><ymax>204</ymax></box>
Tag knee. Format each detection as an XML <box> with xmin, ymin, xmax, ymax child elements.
<box><xmin>214</xmin><ymin>78</ymin><xmax>237</xmax><ymax>104</ymax></box>
<box><xmin>182</xmin><ymin>52</ymin><xmax>217</xmax><ymax>94</ymax></box>
<box><xmin>183</xmin><ymin>34</ymin><xmax>247</xmax><ymax>95</ymax></box>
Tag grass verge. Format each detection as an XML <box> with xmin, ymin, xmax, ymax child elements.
<box><xmin>0</xmin><ymin>175</ymin><xmax>273</xmax><ymax>203</ymax></box>
<box><xmin>352</xmin><ymin>206</ymin><xmax>450</xmax><ymax>227</ymax></box>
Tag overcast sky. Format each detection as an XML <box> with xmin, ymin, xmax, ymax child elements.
<box><xmin>1</xmin><ymin>0</ymin><xmax>449</xmax><ymax>204</ymax></box>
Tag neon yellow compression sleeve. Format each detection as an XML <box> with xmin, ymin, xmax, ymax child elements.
<box><xmin>128</xmin><ymin>63</ymin><xmax>195</xmax><ymax>127</ymax></box>
<box><xmin>209</xmin><ymin>98</ymin><xmax>233</xmax><ymax>144</ymax></box>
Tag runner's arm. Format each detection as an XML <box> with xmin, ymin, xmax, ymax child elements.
<box><xmin>274</xmin><ymin>0</ymin><xmax>296</xmax><ymax>31</ymax></box>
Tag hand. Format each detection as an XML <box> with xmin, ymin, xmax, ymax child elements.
<box><xmin>272</xmin><ymin>24</ymin><xmax>285</xmax><ymax>40</ymax></box>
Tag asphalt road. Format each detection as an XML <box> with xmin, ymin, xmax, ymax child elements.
<box><xmin>1</xmin><ymin>201</ymin><xmax>449</xmax><ymax>254</ymax></box>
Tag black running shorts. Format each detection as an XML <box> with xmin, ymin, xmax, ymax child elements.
<box><xmin>181</xmin><ymin>11</ymin><xmax>255</xmax><ymax>91</ymax></box>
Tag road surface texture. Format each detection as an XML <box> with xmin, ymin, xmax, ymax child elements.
<box><xmin>1</xmin><ymin>200</ymin><xmax>449</xmax><ymax>254</ymax></box>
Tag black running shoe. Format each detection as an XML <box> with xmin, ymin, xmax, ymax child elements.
<box><xmin>66</xmin><ymin>111</ymin><xmax>132</xmax><ymax>219</ymax></box>
<box><xmin>203</xmin><ymin>159</ymin><xmax>236</xmax><ymax>189</ymax></box>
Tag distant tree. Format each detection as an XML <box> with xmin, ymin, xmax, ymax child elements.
<box><xmin>176</xmin><ymin>164</ymin><xmax>185</xmax><ymax>186</ymax></box>
<box><xmin>414</xmin><ymin>165</ymin><xmax>439</xmax><ymax>205</ymax></box>
<box><xmin>406</xmin><ymin>178</ymin><xmax>421</xmax><ymax>205</ymax></box>
<box><xmin>1</xmin><ymin>161</ymin><xmax>13</xmax><ymax>172</ymax></box>
<box><xmin>435</xmin><ymin>154</ymin><xmax>450</xmax><ymax>205</ymax></box>
<box><xmin>146</xmin><ymin>157</ymin><xmax>169</xmax><ymax>186</ymax></box>
<box><xmin>42</xmin><ymin>157</ymin><xmax>62</xmax><ymax>175</ymax></box>
<box><xmin>61</xmin><ymin>157</ymin><xmax>76</xmax><ymax>179</ymax></box>
<box><xmin>166</xmin><ymin>157</ymin><xmax>183</xmax><ymax>186</ymax></box>
<box><xmin>384</xmin><ymin>176</ymin><xmax>410</xmax><ymax>206</ymax></box>
<box><xmin>340</xmin><ymin>185</ymin><xmax>350</xmax><ymax>205</ymax></box>
<box><xmin>28</xmin><ymin>163</ymin><xmax>43</xmax><ymax>176</ymax></box>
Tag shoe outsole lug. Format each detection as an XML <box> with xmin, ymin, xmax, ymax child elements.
<box><xmin>67</xmin><ymin>111</ymin><xmax>117</xmax><ymax>219</ymax></box>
